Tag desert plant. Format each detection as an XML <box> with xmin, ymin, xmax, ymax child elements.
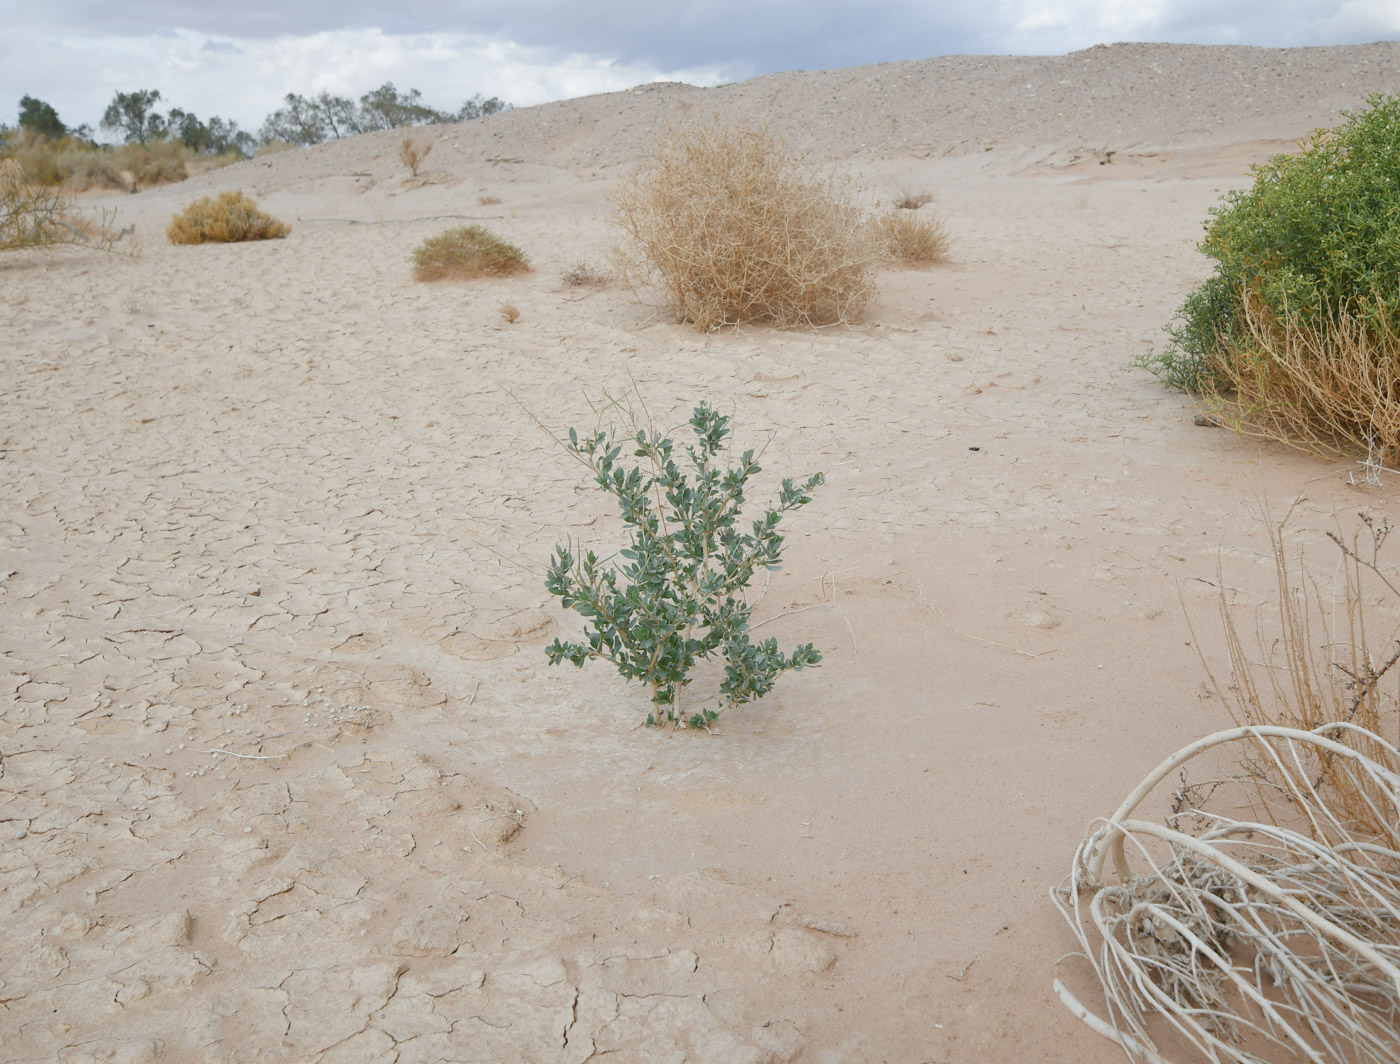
<box><xmin>870</xmin><ymin>209</ymin><xmax>951</xmax><ymax>265</ymax></box>
<box><xmin>0</xmin><ymin>158</ymin><xmax>123</xmax><ymax>251</ymax></box>
<box><xmin>890</xmin><ymin>185</ymin><xmax>933</xmax><ymax>210</ymax></box>
<box><xmin>166</xmin><ymin>190</ymin><xmax>290</xmax><ymax>244</ymax></box>
<box><xmin>1188</xmin><ymin>293</ymin><xmax>1400</xmax><ymax>465</ymax></box>
<box><xmin>118</xmin><ymin>138</ymin><xmax>188</xmax><ymax>189</ymax></box>
<box><xmin>477</xmin><ymin>194</ymin><xmax>502</xmax><ymax>206</ymax></box>
<box><xmin>1055</xmin><ymin>724</ymin><xmax>1400</xmax><ymax>1064</ymax></box>
<box><xmin>545</xmin><ymin>402</ymin><xmax>824</xmax><ymax>728</ymax></box>
<box><xmin>1198</xmin><ymin>512</ymin><xmax>1400</xmax><ymax>838</ymax></box>
<box><xmin>7</xmin><ymin>132</ymin><xmax>210</xmax><ymax>192</ymax></box>
<box><xmin>562</xmin><ymin>261</ymin><xmax>610</xmax><ymax>287</ymax></box>
<box><xmin>613</xmin><ymin>120</ymin><xmax>880</xmax><ymax>331</ymax></box>
<box><xmin>400</xmin><ymin>135</ymin><xmax>432</xmax><ymax>176</ymax></box>
<box><xmin>499</xmin><ymin>302</ymin><xmax>520</xmax><ymax>323</ymax></box>
<box><xmin>411</xmin><ymin>225</ymin><xmax>529</xmax><ymax>281</ymax></box>
<box><xmin>1146</xmin><ymin>94</ymin><xmax>1400</xmax><ymax>401</ymax></box>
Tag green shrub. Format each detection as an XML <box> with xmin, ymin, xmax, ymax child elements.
<box><xmin>545</xmin><ymin>403</ymin><xmax>824</xmax><ymax>729</ymax></box>
<box><xmin>167</xmin><ymin>191</ymin><xmax>289</xmax><ymax>244</ymax></box>
<box><xmin>411</xmin><ymin>225</ymin><xmax>529</xmax><ymax>281</ymax></box>
<box><xmin>1147</xmin><ymin>94</ymin><xmax>1400</xmax><ymax>392</ymax></box>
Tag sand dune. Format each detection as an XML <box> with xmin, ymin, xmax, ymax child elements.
<box><xmin>3</xmin><ymin>40</ymin><xmax>1399</xmax><ymax>1063</ymax></box>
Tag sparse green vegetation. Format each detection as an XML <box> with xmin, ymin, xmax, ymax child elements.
<box><xmin>1143</xmin><ymin>94</ymin><xmax>1400</xmax><ymax>461</ymax></box>
<box><xmin>545</xmin><ymin>402</ymin><xmax>824</xmax><ymax>728</ymax></box>
<box><xmin>411</xmin><ymin>225</ymin><xmax>529</xmax><ymax>281</ymax></box>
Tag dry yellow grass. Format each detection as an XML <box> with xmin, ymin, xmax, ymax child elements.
<box><xmin>612</xmin><ymin>120</ymin><xmax>879</xmax><ymax>331</ymax></box>
<box><xmin>1198</xmin><ymin>511</ymin><xmax>1400</xmax><ymax>841</ymax></box>
<box><xmin>890</xmin><ymin>186</ymin><xmax>934</xmax><ymax>210</ymax></box>
<box><xmin>1</xmin><ymin>158</ymin><xmax>122</xmax><ymax>251</ymax></box>
<box><xmin>870</xmin><ymin>209</ymin><xmax>951</xmax><ymax>265</ymax></box>
<box><xmin>400</xmin><ymin>136</ymin><xmax>432</xmax><ymax>177</ymax></box>
<box><xmin>411</xmin><ymin>225</ymin><xmax>530</xmax><ymax>281</ymax></box>
<box><xmin>1200</xmin><ymin>295</ymin><xmax>1400</xmax><ymax>466</ymax></box>
<box><xmin>167</xmin><ymin>191</ymin><xmax>289</xmax><ymax>244</ymax></box>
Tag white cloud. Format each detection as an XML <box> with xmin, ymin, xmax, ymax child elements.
<box><xmin>0</xmin><ymin>26</ymin><xmax>737</xmax><ymax>135</ymax></box>
<box><xmin>1</xmin><ymin>2</ymin><xmax>1395</xmax><ymax>136</ymax></box>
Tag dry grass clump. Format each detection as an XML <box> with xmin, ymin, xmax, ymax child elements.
<box><xmin>477</xmin><ymin>194</ymin><xmax>502</xmax><ymax>206</ymax></box>
<box><xmin>1198</xmin><ymin>295</ymin><xmax>1400</xmax><ymax>467</ymax></box>
<box><xmin>1200</xmin><ymin>512</ymin><xmax>1400</xmax><ymax>837</ymax></box>
<box><xmin>411</xmin><ymin>225</ymin><xmax>530</xmax><ymax>281</ymax></box>
<box><xmin>167</xmin><ymin>191</ymin><xmax>290</xmax><ymax>244</ymax></box>
<box><xmin>499</xmin><ymin>302</ymin><xmax>520</xmax><ymax>323</ymax></box>
<box><xmin>613</xmin><ymin>120</ymin><xmax>879</xmax><ymax>331</ymax></box>
<box><xmin>562</xmin><ymin>262</ymin><xmax>610</xmax><ymax>288</ymax></box>
<box><xmin>870</xmin><ymin>210</ymin><xmax>951</xmax><ymax>265</ymax></box>
<box><xmin>890</xmin><ymin>185</ymin><xmax>934</xmax><ymax>210</ymax></box>
<box><xmin>1053</xmin><ymin>512</ymin><xmax>1400</xmax><ymax>1063</ymax></box>
<box><xmin>400</xmin><ymin>136</ymin><xmax>432</xmax><ymax>177</ymax></box>
<box><xmin>7</xmin><ymin>132</ymin><xmax>206</xmax><ymax>192</ymax></box>
<box><xmin>1</xmin><ymin>158</ymin><xmax>123</xmax><ymax>251</ymax></box>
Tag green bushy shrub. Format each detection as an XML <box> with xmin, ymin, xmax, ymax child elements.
<box><xmin>1146</xmin><ymin>94</ymin><xmax>1400</xmax><ymax>393</ymax></box>
<box><xmin>545</xmin><ymin>403</ymin><xmax>823</xmax><ymax>729</ymax></box>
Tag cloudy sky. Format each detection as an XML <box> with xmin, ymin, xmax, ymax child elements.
<box><xmin>3</xmin><ymin>1</ymin><xmax>1398</xmax><ymax>138</ymax></box>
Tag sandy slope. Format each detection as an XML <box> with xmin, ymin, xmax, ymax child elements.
<box><xmin>4</xmin><ymin>40</ymin><xmax>1400</xmax><ymax>1064</ymax></box>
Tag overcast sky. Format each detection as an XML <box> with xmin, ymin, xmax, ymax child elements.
<box><xmin>3</xmin><ymin>1</ymin><xmax>1398</xmax><ymax>138</ymax></box>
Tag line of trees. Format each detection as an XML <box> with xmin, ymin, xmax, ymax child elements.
<box><xmin>10</xmin><ymin>83</ymin><xmax>508</xmax><ymax>159</ymax></box>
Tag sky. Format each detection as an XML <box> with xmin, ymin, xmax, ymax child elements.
<box><xmin>3</xmin><ymin>1</ymin><xmax>1398</xmax><ymax>139</ymax></box>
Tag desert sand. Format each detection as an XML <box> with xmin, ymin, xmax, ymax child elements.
<box><xmin>4</xmin><ymin>40</ymin><xmax>1400</xmax><ymax>1063</ymax></box>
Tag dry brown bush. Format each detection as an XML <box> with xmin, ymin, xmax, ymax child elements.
<box><xmin>499</xmin><ymin>302</ymin><xmax>520</xmax><ymax>323</ymax></box>
<box><xmin>890</xmin><ymin>186</ymin><xmax>933</xmax><ymax>210</ymax></box>
<box><xmin>400</xmin><ymin>136</ymin><xmax>432</xmax><ymax>177</ymax></box>
<box><xmin>6</xmin><ymin>131</ymin><xmax>201</xmax><ymax>192</ymax></box>
<box><xmin>477</xmin><ymin>194</ymin><xmax>502</xmax><ymax>206</ymax></box>
<box><xmin>1</xmin><ymin>158</ymin><xmax>123</xmax><ymax>251</ymax></box>
<box><xmin>411</xmin><ymin>225</ymin><xmax>529</xmax><ymax>281</ymax></box>
<box><xmin>167</xmin><ymin>191</ymin><xmax>290</xmax><ymax>244</ymax></box>
<box><xmin>1198</xmin><ymin>510</ymin><xmax>1400</xmax><ymax>840</ymax></box>
<box><xmin>870</xmin><ymin>210</ymin><xmax>950</xmax><ymax>265</ymax></box>
<box><xmin>612</xmin><ymin>120</ymin><xmax>879</xmax><ymax>331</ymax></box>
<box><xmin>1200</xmin><ymin>294</ymin><xmax>1400</xmax><ymax>466</ymax></box>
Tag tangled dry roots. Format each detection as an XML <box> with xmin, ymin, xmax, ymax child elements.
<box><xmin>1054</xmin><ymin>725</ymin><xmax>1400</xmax><ymax>1064</ymax></box>
<box><xmin>612</xmin><ymin>120</ymin><xmax>879</xmax><ymax>331</ymax></box>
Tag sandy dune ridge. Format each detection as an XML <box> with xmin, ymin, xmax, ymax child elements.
<box><xmin>3</xmin><ymin>39</ymin><xmax>1400</xmax><ymax>1064</ymax></box>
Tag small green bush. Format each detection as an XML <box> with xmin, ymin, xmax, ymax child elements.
<box><xmin>1147</xmin><ymin>94</ymin><xmax>1400</xmax><ymax>392</ymax></box>
<box><xmin>411</xmin><ymin>225</ymin><xmax>529</xmax><ymax>281</ymax></box>
<box><xmin>545</xmin><ymin>403</ymin><xmax>823</xmax><ymax>729</ymax></box>
<box><xmin>167</xmin><ymin>190</ymin><xmax>289</xmax><ymax>244</ymax></box>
